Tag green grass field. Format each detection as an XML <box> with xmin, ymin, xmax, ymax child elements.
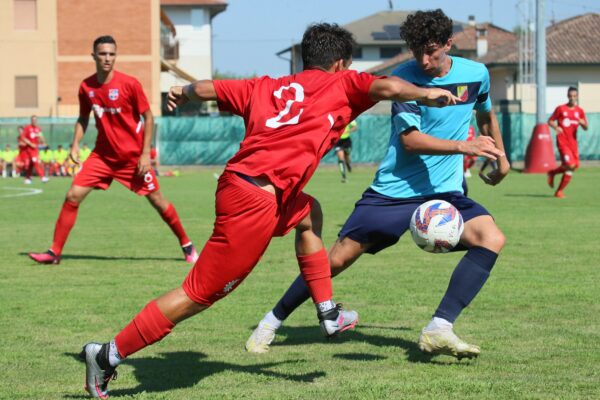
<box><xmin>1</xmin><ymin>166</ymin><xmax>599</xmax><ymax>399</ymax></box>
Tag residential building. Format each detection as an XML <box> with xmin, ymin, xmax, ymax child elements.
<box><xmin>479</xmin><ymin>13</ymin><xmax>600</xmax><ymax>113</ymax></box>
<box><xmin>0</xmin><ymin>0</ymin><xmax>226</xmax><ymax>118</ymax></box>
<box><xmin>367</xmin><ymin>13</ymin><xmax>600</xmax><ymax>113</ymax></box>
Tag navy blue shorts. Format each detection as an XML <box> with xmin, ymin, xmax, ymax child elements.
<box><xmin>338</xmin><ymin>188</ymin><xmax>491</xmax><ymax>254</ymax></box>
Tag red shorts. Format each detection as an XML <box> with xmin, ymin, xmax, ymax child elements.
<box><xmin>182</xmin><ymin>171</ymin><xmax>313</xmax><ymax>305</ymax></box>
<box><xmin>557</xmin><ymin>141</ymin><xmax>579</xmax><ymax>168</ymax></box>
<box><xmin>23</xmin><ymin>149</ymin><xmax>40</xmax><ymax>163</ymax></box>
<box><xmin>73</xmin><ymin>152</ymin><xmax>159</xmax><ymax>196</ymax></box>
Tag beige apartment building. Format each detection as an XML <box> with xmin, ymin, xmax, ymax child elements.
<box><xmin>0</xmin><ymin>0</ymin><xmax>162</xmax><ymax>118</ymax></box>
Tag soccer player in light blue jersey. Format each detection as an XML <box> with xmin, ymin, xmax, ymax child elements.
<box><xmin>247</xmin><ymin>9</ymin><xmax>510</xmax><ymax>359</ymax></box>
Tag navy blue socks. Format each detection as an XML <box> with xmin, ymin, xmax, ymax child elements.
<box><xmin>272</xmin><ymin>274</ymin><xmax>311</xmax><ymax>321</ymax></box>
<box><xmin>434</xmin><ymin>246</ymin><xmax>498</xmax><ymax>323</ymax></box>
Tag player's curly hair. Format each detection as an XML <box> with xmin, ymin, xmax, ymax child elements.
<box><xmin>399</xmin><ymin>9</ymin><xmax>453</xmax><ymax>52</ymax></box>
<box><xmin>301</xmin><ymin>23</ymin><xmax>356</xmax><ymax>70</ymax></box>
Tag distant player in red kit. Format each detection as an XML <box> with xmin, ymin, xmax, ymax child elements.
<box><xmin>77</xmin><ymin>24</ymin><xmax>459</xmax><ymax>399</ymax></box>
<box><xmin>461</xmin><ymin>126</ymin><xmax>477</xmax><ymax>196</ymax></box>
<box><xmin>28</xmin><ymin>36</ymin><xmax>198</xmax><ymax>265</ymax></box>
<box><xmin>547</xmin><ymin>86</ymin><xmax>588</xmax><ymax>198</ymax></box>
<box><xmin>20</xmin><ymin>115</ymin><xmax>48</xmax><ymax>184</ymax></box>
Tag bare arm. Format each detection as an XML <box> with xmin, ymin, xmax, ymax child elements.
<box><xmin>400</xmin><ymin>128</ymin><xmax>503</xmax><ymax>159</ymax></box>
<box><xmin>137</xmin><ymin>109</ymin><xmax>154</xmax><ymax>176</ymax></box>
<box><xmin>368</xmin><ymin>76</ymin><xmax>460</xmax><ymax>107</ymax></box>
<box><xmin>579</xmin><ymin>115</ymin><xmax>588</xmax><ymax>131</ymax></box>
<box><xmin>69</xmin><ymin>115</ymin><xmax>88</xmax><ymax>165</ymax></box>
<box><xmin>476</xmin><ymin>109</ymin><xmax>510</xmax><ymax>185</ymax></box>
<box><xmin>548</xmin><ymin>118</ymin><xmax>562</xmax><ymax>133</ymax></box>
<box><xmin>167</xmin><ymin>80</ymin><xmax>217</xmax><ymax>111</ymax></box>
<box><xmin>22</xmin><ymin>136</ymin><xmax>36</xmax><ymax>149</ymax></box>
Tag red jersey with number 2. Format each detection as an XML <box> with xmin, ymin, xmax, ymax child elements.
<box><xmin>78</xmin><ymin>71</ymin><xmax>150</xmax><ymax>164</ymax></box>
<box><xmin>214</xmin><ymin>69</ymin><xmax>380</xmax><ymax>204</ymax></box>
<box><xmin>549</xmin><ymin>104</ymin><xmax>586</xmax><ymax>150</ymax></box>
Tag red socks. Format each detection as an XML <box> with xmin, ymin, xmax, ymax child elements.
<box><xmin>160</xmin><ymin>203</ymin><xmax>190</xmax><ymax>246</ymax></box>
<box><xmin>549</xmin><ymin>165</ymin><xmax>566</xmax><ymax>175</ymax></box>
<box><xmin>114</xmin><ymin>300</ymin><xmax>175</xmax><ymax>359</ymax></box>
<box><xmin>557</xmin><ymin>171</ymin><xmax>572</xmax><ymax>192</ymax></box>
<box><xmin>297</xmin><ymin>248</ymin><xmax>332</xmax><ymax>304</ymax></box>
<box><xmin>50</xmin><ymin>200</ymin><xmax>79</xmax><ymax>255</ymax></box>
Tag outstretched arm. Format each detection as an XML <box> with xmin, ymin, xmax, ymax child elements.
<box><xmin>368</xmin><ymin>76</ymin><xmax>460</xmax><ymax>107</ymax></box>
<box><xmin>400</xmin><ymin>128</ymin><xmax>504</xmax><ymax>159</ymax></box>
<box><xmin>167</xmin><ymin>80</ymin><xmax>218</xmax><ymax>111</ymax></box>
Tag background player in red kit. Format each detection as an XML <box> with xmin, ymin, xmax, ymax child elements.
<box><xmin>28</xmin><ymin>36</ymin><xmax>198</xmax><ymax>265</ymax></box>
<box><xmin>547</xmin><ymin>86</ymin><xmax>588</xmax><ymax>198</ymax></box>
<box><xmin>78</xmin><ymin>23</ymin><xmax>459</xmax><ymax>399</ymax></box>
<box><xmin>20</xmin><ymin>115</ymin><xmax>48</xmax><ymax>184</ymax></box>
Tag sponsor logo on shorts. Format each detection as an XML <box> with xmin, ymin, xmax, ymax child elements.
<box><xmin>223</xmin><ymin>279</ymin><xmax>240</xmax><ymax>293</ymax></box>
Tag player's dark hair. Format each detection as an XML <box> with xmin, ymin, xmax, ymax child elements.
<box><xmin>93</xmin><ymin>35</ymin><xmax>117</xmax><ymax>52</ymax></box>
<box><xmin>301</xmin><ymin>23</ymin><xmax>356</xmax><ymax>70</ymax></box>
<box><xmin>400</xmin><ymin>9</ymin><xmax>453</xmax><ymax>53</ymax></box>
<box><xmin>567</xmin><ymin>86</ymin><xmax>578</xmax><ymax>93</ymax></box>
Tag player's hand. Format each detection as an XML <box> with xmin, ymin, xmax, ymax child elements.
<box><xmin>167</xmin><ymin>86</ymin><xmax>190</xmax><ymax>111</ymax></box>
<box><xmin>422</xmin><ymin>88</ymin><xmax>461</xmax><ymax>107</ymax></box>
<box><xmin>460</xmin><ymin>136</ymin><xmax>504</xmax><ymax>160</ymax></box>
<box><xmin>479</xmin><ymin>157</ymin><xmax>510</xmax><ymax>186</ymax></box>
<box><xmin>69</xmin><ymin>146</ymin><xmax>80</xmax><ymax>165</ymax></box>
<box><xmin>137</xmin><ymin>152</ymin><xmax>151</xmax><ymax>176</ymax></box>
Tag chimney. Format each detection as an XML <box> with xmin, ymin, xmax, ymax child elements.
<box><xmin>468</xmin><ymin>15</ymin><xmax>476</xmax><ymax>26</ymax></box>
<box><xmin>476</xmin><ymin>25</ymin><xmax>488</xmax><ymax>57</ymax></box>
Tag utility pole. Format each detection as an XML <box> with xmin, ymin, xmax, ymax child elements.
<box><xmin>524</xmin><ymin>0</ymin><xmax>555</xmax><ymax>174</ymax></box>
<box><xmin>536</xmin><ymin>0</ymin><xmax>546</xmax><ymax>122</ymax></box>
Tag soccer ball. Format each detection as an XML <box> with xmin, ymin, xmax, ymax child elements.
<box><xmin>409</xmin><ymin>200</ymin><xmax>464</xmax><ymax>253</ymax></box>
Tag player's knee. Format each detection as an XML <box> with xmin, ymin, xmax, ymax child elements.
<box><xmin>329</xmin><ymin>252</ymin><xmax>347</xmax><ymax>275</ymax></box>
<box><xmin>148</xmin><ymin>192</ymin><xmax>169</xmax><ymax>211</ymax></box>
<box><xmin>65</xmin><ymin>188</ymin><xmax>83</xmax><ymax>204</ymax></box>
<box><xmin>482</xmin><ymin>228</ymin><xmax>505</xmax><ymax>253</ymax></box>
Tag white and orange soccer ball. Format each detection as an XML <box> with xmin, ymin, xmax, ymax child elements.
<box><xmin>409</xmin><ymin>200</ymin><xmax>464</xmax><ymax>253</ymax></box>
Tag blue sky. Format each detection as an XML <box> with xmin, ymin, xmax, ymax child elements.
<box><xmin>212</xmin><ymin>0</ymin><xmax>600</xmax><ymax>77</ymax></box>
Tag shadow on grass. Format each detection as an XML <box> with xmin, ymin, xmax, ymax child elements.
<box><xmin>503</xmin><ymin>194</ymin><xmax>554</xmax><ymax>198</ymax></box>
<box><xmin>20</xmin><ymin>252</ymin><xmax>181</xmax><ymax>262</ymax></box>
<box><xmin>275</xmin><ymin>325</ymin><xmax>472</xmax><ymax>365</ymax></box>
<box><xmin>65</xmin><ymin>351</ymin><xmax>325</xmax><ymax>397</ymax></box>
<box><xmin>333</xmin><ymin>352</ymin><xmax>386</xmax><ymax>361</ymax></box>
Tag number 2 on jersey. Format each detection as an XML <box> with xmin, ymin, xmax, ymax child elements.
<box><xmin>265</xmin><ymin>83</ymin><xmax>304</xmax><ymax>128</ymax></box>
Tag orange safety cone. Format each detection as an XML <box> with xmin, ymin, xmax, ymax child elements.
<box><xmin>523</xmin><ymin>123</ymin><xmax>557</xmax><ymax>173</ymax></box>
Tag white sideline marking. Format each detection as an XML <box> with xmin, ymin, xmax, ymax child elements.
<box><xmin>0</xmin><ymin>186</ymin><xmax>43</xmax><ymax>198</ymax></box>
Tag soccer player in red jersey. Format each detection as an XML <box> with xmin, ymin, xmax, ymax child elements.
<box><xmin>78</xmin><ymin>23</ymin><xmax>458</xmax><ymax>399</ymax></box>
<box><xmin>20</xmin><ymin>116</ymin><xmax>48</xmax><ymax>184</ymax></box>
<box><xmin>547</xmin><ymin>86</ymin><xmax>588</xmax><ymax>198</ymax></box>
<box><xmin>28</xmin><ymin>36</ymin><xmax>198</xmax><ymax>265</ymax></box>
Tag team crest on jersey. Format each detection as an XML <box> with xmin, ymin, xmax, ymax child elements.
<box><xmin>89</xmin><ymin>91</ymin><xmax>94</xmax><ymax>98</ymax></box>
<box><xmin>109</xmin><ymin>89</ymin><xmax>119</xmax><ymax>101</ymax></box>
<box><xmin>457</xmin><ymin>85</ymin><xmax>469</xmax><ymax>102</ymax></box>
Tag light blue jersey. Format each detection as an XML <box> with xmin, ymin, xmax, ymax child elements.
<box><xmin>371</xmin><ymin>56</ymin><xmax>492</xmax><ymax>198</ymax></box>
